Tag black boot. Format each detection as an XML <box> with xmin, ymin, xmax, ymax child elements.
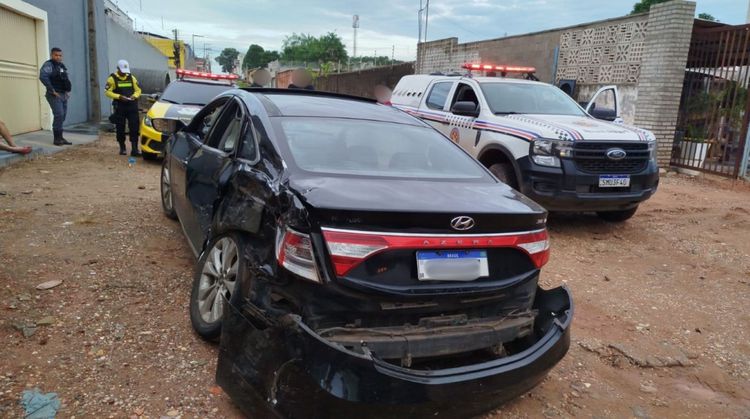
<box><xmin>130</xmin><ymin>140</ymin><xmax>141</xmax><ymax>157</ymax></box>
<box><xmin>118</xmin><ymin>141</ymin><xmax>127</xmax><ymax>156</ymax></box>
<box><xmin>53</xmin><ymin>130</ymin><xmax>64</xmax><ymax>146</ymax></box>
<box><xmin>59</xmin><ymin>130</ymin><xmax>72</xmax><ymax>145</ymax></box>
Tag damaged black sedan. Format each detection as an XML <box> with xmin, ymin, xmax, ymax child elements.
<box><xmin>160</xmin><ymin>89</ymin><xmax>573</xmax><ymax>418</ymax></box>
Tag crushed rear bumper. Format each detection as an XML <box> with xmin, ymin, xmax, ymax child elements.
<box><xmin>216</xmin><ymin>286</ymin><xmax>572</xmax><ymax>418</ymax></box>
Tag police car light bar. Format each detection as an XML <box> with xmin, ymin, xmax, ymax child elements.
<box><xmin>176</xmin><ymin>69</ymin><xmax>239</xmax><ymax>80</ymax></box>
<box><xmin>461</xmin><ymin>63</ymin><xmax>536</xmax><ymax>73</ymax></box>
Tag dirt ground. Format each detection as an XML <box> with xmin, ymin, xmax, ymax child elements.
<box><xmin>1</xmin><ymin>136</ymin><xmax>749</xmax><ymax>418</ymax></box>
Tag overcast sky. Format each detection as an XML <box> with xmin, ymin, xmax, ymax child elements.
<box><xmin>121</xmin><ymin>0</ymin><xmax>747</xmax><ymax>62</ymax></box>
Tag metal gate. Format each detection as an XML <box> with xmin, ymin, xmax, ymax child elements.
<box><xmin>672</xmin><ymin>23</ymin><xmax>750</xmax><ymax>178</ymax></box>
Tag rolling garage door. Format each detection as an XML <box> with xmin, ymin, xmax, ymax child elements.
<box><xmin>0</xmin><ymin>5</ymin><xmax>41</xmax><ymax>134</ymax></box>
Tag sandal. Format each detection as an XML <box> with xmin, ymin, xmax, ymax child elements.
<box><xmin>17</xmin><ymin>146</ymin><xmax>32</xmax><ymax>155</ymax></box>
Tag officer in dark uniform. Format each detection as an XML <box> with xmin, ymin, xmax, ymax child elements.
<box><xmin>105</xmin><ymin>60</ymin><xmax>142</xmax><ymax>156</ymax></box>
<box><xmin>39</xmin><ymin>47</ymin><xmax>72</xmax><ymax>146</ymax></box>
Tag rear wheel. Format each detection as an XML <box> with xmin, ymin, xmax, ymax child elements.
<box><xmin>597</xmin><ymin>206</ymin><xmax>638</xmax><ymax>222</ymax></box>
<box><xmin>160</xmin><ymin>161</ymin><xmax>177</xmax><ymax>220</ymax></box>
<box><xmin>190</xmin><ymin>234</ymin><xmax>244</xmax><ymax>340</ymax></box>
<box><xmin>488</xmin><ymin>162</ymin><xmax>518</xmax><ymax>190</ymax></box>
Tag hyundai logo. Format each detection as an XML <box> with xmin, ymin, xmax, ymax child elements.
<box><xmin>606</xmin><ymin>148</ymin><xmax>627</xmax><ymax>160</ymax></box>
<box><xmin>450</xmin><ymin>216</ymin><xmax>475</xmax><ymax>231</ymax></box>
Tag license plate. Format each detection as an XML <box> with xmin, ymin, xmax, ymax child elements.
<box><xmin>599</xmin><ymin>175</ymin><xmax>630</xmax><ymax>188</ymax></box>
<box><xmin>416</xmin><ymin>250</ymin><xmax>489</xmax><ymax>281</ymax></box>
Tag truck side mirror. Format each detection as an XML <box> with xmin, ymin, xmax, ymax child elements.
<box><xmin>451</xmin><ymin>101</ymin><xmax>479</xmax><ymax>117</ymax></box>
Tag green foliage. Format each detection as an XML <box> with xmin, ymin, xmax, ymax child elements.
<box><xmin>630</xmin><ymin>0</ymin><xmax>669</xmax><ymax>14</ymax></box>
<box><xmin>215</xmin><ymin>48</ymin><xmax>240</xmax><ymax>73</ymax></box>
<box><xmin>350</xmin><ymin>56</ymin><xmax>404</xmax><ymax>67</ymax></box>
<box><xmin>242</xmin><ymin>44</ymin><xmax>280</xmax><ymax>70</ymax></box>
<box><xmin>281</xmin><ymin>32</ymin><xmax>348</xmax><ymax>64</ymax></box>
<box><xmin>697</xmin><ymin>13</ymin><xmax>717</xmax><ymax>21</ymax></box>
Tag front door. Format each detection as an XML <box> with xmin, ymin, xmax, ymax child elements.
<box><xmin>182</xmin><ymin>98</ymin><xmax>245</xmax><ymax>252</ymax></box>
<box><xmin>447</xmin><ymin>83</ymin><xmax>482</xmax><ymax>157</ymax></box>
<box><xmin>585</xmin><ymin>85</ymin><xmax>622</xmax><ymax>123</ymax></box>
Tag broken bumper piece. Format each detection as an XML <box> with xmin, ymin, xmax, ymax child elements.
<box><xmin>216</xmin><ymin>286</ymin><xmax>573</xmax><ymax>419</ymax></box>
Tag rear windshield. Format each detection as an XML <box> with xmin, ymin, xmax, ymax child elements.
<box><xmin>480</xmin><ymin>82</ymin><xmax>586</xmax><ymax>116</ymax></box>
<box><xmin>160</xmin><ymin>81</ymin><xmax>233</xmax><ymax>106</ymax></box>
<box><xmin>279</xmin><ymin>118</ymin><xmax>490</xmax><ymax>180</ymax></box>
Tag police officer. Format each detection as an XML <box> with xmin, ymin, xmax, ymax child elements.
<box><xmin>105</xmin><ymin>60</ymin><xmax>142</xmax><ymax>156</ymax></box>
<box><xmin>39</xmin><ymin>47</ymin><xmax>72</xmax><ymax>146</ymax></box>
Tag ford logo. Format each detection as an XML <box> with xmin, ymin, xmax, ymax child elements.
<box><xmin>450</xmin><ymin>216</ymin><xmax>475</xmax><ymax>231</ymax></box>
<box><xmin>606</xmin><ymin>148</ymin><xmax>627</xmax><ymax>160</ymax></box>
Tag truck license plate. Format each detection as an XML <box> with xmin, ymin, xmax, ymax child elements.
<box><xmin>416</xmin><ymin>250</ymin><xmax>489</xmax><ymax>281</ymax></box>
<box><xmin>599</xmin><ymin>175</ymin><xmax>630</xmax><ymax>188</ymax></box>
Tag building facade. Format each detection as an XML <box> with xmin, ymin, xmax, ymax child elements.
<box><xmin>3</xmin><ymin>0</ymin><xmax>169</xmax><ymax>131</ymax></box>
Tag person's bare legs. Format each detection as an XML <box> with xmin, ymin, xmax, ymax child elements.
<box><xmin>0</xmin><ymin>120</ymin><xmax>31</xmax><ymax>154</ymax></box>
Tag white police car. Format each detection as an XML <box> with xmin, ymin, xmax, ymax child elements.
<box><xmin>392</xmin><ymin>63</ymin><xmax>659</xmax><ymax>222</ymax></box>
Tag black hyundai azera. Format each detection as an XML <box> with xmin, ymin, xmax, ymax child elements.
<box><xmin>159</xmin><ymin>89</ymin><xmax>573</xmax><ymax>418</ymax></box>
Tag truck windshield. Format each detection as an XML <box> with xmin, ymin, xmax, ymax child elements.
<box><xmin>480</xmin><ymin>82</ymin><xmax>586</xmax><ymax>116</ymax></box>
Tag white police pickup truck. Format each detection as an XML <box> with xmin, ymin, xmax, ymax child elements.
<box><xmin>391</xmin><ymin>64</ymin><xmax>659</xmax><ymax>222</ymax></box>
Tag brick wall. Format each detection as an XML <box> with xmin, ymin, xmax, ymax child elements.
<box><xmin>314</xmin><ymin>63</ymin><xmax>415</xmax><ymax>98</ymax></box>
<box><xmin>634</xmin><ymin>0</ymin><xmax>696</xmax><ymax>164</ymax></box>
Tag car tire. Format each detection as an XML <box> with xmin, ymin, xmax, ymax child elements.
<box><xmin>160</xmin><ymin>161</ymin><xmax>177</xmax><ymax>220</ymax></box>
<box><xmin>489</xmin><ymin>162</ymin><xmax>518</xmax><ymax>190</ymax></box>
<box><xmin>142</xmin><ymin>151</ymin><xmax>159</xmax><ymax>161</ymax></box>
<box><xmin>596</xmin><ymin>206</ymin><xmax>638</xmax><ymax>222</ymax></box>
<box><xmin>190</xmin><ymin>233</ymin><xmax>244</xmax><ymax>341</ymax></box>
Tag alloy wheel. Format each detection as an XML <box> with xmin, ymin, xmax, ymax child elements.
<box><xmin>196</xmin><ymin>237</ymin><xmax>238</xmax><ymax>323</ymax></box>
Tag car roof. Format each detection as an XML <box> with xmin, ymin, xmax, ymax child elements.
<box><xmin>237</xmin><ymin>89</ymin><xmax>427</xmax><ymax>126</ymax></box>
<box><xmin>396</xmin><ymin>74</ymin><xmax>542</xmax><ymax>86</ymax></box>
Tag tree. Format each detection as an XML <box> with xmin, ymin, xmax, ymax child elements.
<box><xmin>630</xmin><ymin>0</ymin><xmax>669</xmax><ymax>14</ymax></box>
<box><xmin>243</xmin><ymin>44</ymin><xmax>265</xmax><ymax>70</ymax></box>
<box><xmin>280</xmin><ymin>32</ymin><xmax>348</xmax><ymax>65</ymax></box>
<box><xmin>698</xmin><ymin>12</ymin><xmax>717</xmax><ymax>21</ymax></box>
<box><xmin>215</xmin><ymin>47</ymin><xmax>240</xmax><ymax>73</ymax></box>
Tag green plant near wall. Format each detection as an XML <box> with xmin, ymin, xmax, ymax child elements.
<box><xmin>683</xmin><ymin>84</ymin><xmax>747</xmax><ymax>143</ymax></box>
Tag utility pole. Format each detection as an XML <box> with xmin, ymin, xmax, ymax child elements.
<box><xmin>86</xmin><ymin>0</ymin><xmax>101</xmax><ymax>123</ymax></box>
<box><xmin>172</xmin><ymin>29</ymin><xmax>181</xmax><ymax>69</ymax></box>
<box><xmin>352</xmin><ymin>15</ymin><xmax>359</xmax><ymax>60</ymax></box>
<box><xmin>391</xmin><ymin>44</ymin><xmax>395</xmax><ymax>66</ymax></box>
<box><xmin>424</xmin><ymin>0</ymin><xmax>430</xmax><ymax>42</ymax></box>
<box><xmin>192</xmin><ymin>34</ymin><xmax>204</xmax><ymax>60</ymax></box>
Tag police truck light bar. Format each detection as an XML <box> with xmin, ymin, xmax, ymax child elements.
<box><xmin>462</xmin><ymin>63</ymin><xmax>536</xmax><ymax>73</ymax></box>
<box><xmin>176</xmin><ymin>69</ymin><xmax>239</xmax><ymax>80</ymax></box>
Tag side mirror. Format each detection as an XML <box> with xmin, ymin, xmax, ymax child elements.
<box><xmin>589</xmin><ymin>107</ymin><xmax>617</xmax><ymax>122</ymax></box>
<box><xmin>451</xmin><ymin>101</ymin><xmax>479</xmax><ymax>117</ymax></box>
<box><xmin>148</xmin><ymin>93</ymin><xmax>160</xmax><ymax>103</ymax></box>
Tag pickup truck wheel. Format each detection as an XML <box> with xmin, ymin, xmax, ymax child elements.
<box><xmin>190</xmin><ymin>234</ymin><xmax>244</xmax><ymax>341</ymax></box>
<box><xmin>597</xmin><ymin>206</ymin><xmax>638</xmax><ymax>222</ymax></box>
<box><xmin>160</xmin><ymin>162</ymin><xmax>177</xmax><ymax>220</ymax></box>
<box><xmin>489</xmin><ymin>162</ymin><xmax>518</xmax><ymax>190</ymax></box>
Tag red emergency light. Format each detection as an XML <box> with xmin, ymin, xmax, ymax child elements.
<box><xmin>461</xmin><ymin>63</ymin><xmax>536</xmax><ymax>74</ymax></box>
<box><xmin>176</xmin><ymin>68</ymin><xmax>239</xmax><ymax>81</ymax></box>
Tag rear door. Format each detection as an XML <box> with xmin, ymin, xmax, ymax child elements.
<box><xmin>182</xmin><ymin>98</ymin><xmax>245</xmax><ymax>252</ymax></box>
<box><xmin>420</xmin><ymin>81</ymin><xmax>456</xmax><ymax>136</ymax></box>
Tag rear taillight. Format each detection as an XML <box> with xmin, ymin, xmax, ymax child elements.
<box><xmin>276</xmin><ymin>228</ymin><xmax>320</xmax><ymax>282</ymax></box>
<box><xmin>515</xmin><ymin>230</ymin><xmax>550</xmax><ymax>269</ymax></box>
<box><xmin>322</xmin><ymin>228</ymin><xmax>551</xmax><ymax>277</ymax></box>
<box><xmin>322</xmin><ymin>231</ymin><xmax>389</xmax><ymax>276</ymax></box>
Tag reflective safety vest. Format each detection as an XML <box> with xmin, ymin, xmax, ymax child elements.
<box><xmin>110</xmin><ymin>73</ymin><xmax>135</xmax><ymax>98</ymax></box>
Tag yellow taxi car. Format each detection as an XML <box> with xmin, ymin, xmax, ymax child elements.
<box><xmin>140</xmin><ymin>69</ymin><xmax>238</xmax><ymax>159</ymax></box>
